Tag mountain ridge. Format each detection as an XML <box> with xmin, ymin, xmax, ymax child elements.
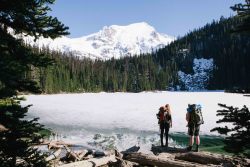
<box><xmin>23</xmin><ymin>22</ymin><xmax>175</xmax><ymax>60</ymax></box>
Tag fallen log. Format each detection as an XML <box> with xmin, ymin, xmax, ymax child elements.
<box><xmin>47</xmin><ymin>140</ymin><xmax>73</xmax><ymax>149</ymax></box>
<box><xmin>175</xmin><ymin>152</ymin><xmax>228</xmax><ymax>165</ymax></box>
<box><xmin>124</xmin><ymin>152</ymin><xmax>210</xmax><ymax>167</ymax></box>
<box><xmin>108</xmin><ymin>157</ymin><xmax>138</xmax><ymax>167</ymax></box>
<box><xmin>151</xmin><ymin>145</ymin><xmax>187</xmax><ymax>154</ymax></box>
<box><xmin>64</xmin><ymin>145</ymin><xmax>80</xmax><ymax>162</ymax></box>
<box><xmin>59</xmin><ymin>154</ymin><xmax>117</xmax><ymax>167</ymax></box>
<box><xmin>46</xmin><ymin>148</ymin><xmax>62</xmax><ymax>162</ymax></box>
<box><xmin>48</xmin><ymin>141</ymin><xmax>64</xmax><ymax>149</ymax></box>
<box><xmin>175</xmin><ymin>152</ymin><xmax>250</xmax><ymax>167</ymax></box>
<box><xmin>76</xmin><ymin>149</ymin><xmax>88</xmax><ymax>160</ymax></box>
<box><xmin>115</xmin><ymin>149</ymin><xmax>123</xmax><ymax>159</ymax></box>
<box><xmin>157</xmin><ymin>152</ymin><xmax>175</xmax><ymax>159</ymax></box>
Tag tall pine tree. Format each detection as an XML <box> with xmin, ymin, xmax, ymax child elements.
<box><xmin>231</xmin><ymin>0</ymin><xmax>250</xmax><ymax>33</ymax></box>
<box><xmin>0</xmin><ymin>0</ymin><xmax>69</xmax><ymax>166</ymax></box>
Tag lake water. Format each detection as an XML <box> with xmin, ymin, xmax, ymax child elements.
<box><xmin>22</xmin><ymin>92</ymin><xmax>250</xmax><ymax>152</ymax></box>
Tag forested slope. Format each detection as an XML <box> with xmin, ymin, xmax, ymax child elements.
<box><xmin>29</xmin><ymin>17</ymin><xmax>250</xmax><ymax>93</ymax></box>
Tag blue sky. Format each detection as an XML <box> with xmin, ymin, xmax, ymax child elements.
<box><xmin>50</xmin><ymin>0</ymin><xmax>243</xmax><ymax>38</ymax></box>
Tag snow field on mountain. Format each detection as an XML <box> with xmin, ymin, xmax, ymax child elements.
<box><xmin>22</xmin><ymin>22</ymin><xmax>175</xmax><ymax>60</ymax></box>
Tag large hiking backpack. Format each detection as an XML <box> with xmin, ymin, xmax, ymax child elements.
<box><xmin>189</xmin><ymin>104</ymin><xmax>204</xmax><ymax>125</ymax></box>
<box><xmin>156</xmin><ymin>111</ymin><xmax>171</xmax><ymax>124</ymax></box>
<box><xmin>156</xmin><ymin>111</ymin><xmax>165</xmax><ymax>123</ymax></box>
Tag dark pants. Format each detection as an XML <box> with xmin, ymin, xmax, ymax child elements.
<box><xmin>160</xmin><ymin>122</ymin><xmax>170</xmax><ymax>147</ymax></box>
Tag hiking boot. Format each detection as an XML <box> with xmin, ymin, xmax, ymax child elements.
<box><xmin>187</xmin><ymin>145</ymin><xmax>192</xmax><ymax>151</ymax></box>
<box><xmin>195</xmin><ymin>144</ymin><xmax>199</xmax><ymax>152</ymax></box>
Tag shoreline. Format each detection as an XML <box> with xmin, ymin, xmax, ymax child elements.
<box><xmin>20</xmin><ymin>90</ymin><xmax>226</xmax><ymax>96</ymax></box>
<box><xmin>41</xmin><ymin>129</ymin><xmax>227</xmax><ymax>155</ymax></box>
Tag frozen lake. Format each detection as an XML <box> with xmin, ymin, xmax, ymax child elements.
<box><xmin>22</xmin><ymin>92</ymin><xmax>250</xmax><ymax>151</ymax></box>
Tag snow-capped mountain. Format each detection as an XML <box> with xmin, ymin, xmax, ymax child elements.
<box><xmin>23</xmin><ymin>22</ymin><xmax>175</xmax><ymax>60</ymax></box>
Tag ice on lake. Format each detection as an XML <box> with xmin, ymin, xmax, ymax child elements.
<box><xmin>22</xmin><ymin>91</ymin><xmax>250</xmax><ymax>151</ymax></box>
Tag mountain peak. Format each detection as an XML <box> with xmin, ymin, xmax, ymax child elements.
<box><xmin>109</xmin><ymin>22</ymin><xmax>152</xmax><ymax>28</ymax></box>
<box><xmin>24</xmin><ymin>23</ymin><xmax>175</xmax><ymax>60</ymax></box>
<box><xmin>126</xmin><ymin>22</ymin><xmax>154</xmax><ymax>29</ymax></box>
<box><xmin>99</xmin><ymin>22</ymin><xmax>155</xmax><ymax>38</ymax></box>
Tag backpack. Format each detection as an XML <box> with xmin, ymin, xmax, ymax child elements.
<box><xmin>189</xmin><ymin>104</ymin><xmax>204</xmax><ymax>125</ymax></box>
<box><xmin>157</xmin><ymin>111</ymin><xmax>171</xmax><ymax>124</ymax></box>
<box><xmin>156</xmin><ymin>111</ymin><xmax>165</xmax><ymax>123</ymax></box>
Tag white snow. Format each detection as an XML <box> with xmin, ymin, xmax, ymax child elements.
<box><xmin>22</xmin><ymin>92</ymin><xmax>250</xmax><ymax>151</ymax></box>
<box><xmin>178</xmin><ymin>58</ymin><xmax>214</xmax><ymax>90</ymax></box>
<box><xmin>19</xmin><ymin>22</ymin><xmax>175</xmax><ymax>60</ymax></box>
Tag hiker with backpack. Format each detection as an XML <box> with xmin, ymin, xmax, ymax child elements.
<box><xmin>156</xmin><ymin>104</ymin><xmax>172</xmax><ymax>147</ymax></box>
<box><xmin>186</xmin><ymin>104</ymin><xmax>204</xmax><ymax>152</ymax></box>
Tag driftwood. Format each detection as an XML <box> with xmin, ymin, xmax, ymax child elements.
<box><xmin>115</xmin><ymin>149</ymin><xmax>123</xmax><ymax>159</ymax></box>
<box><xmin>76</xmin><ymin>149</ymin><xmax>88</xmax><ymax>160</ymax></box>
<box><xmin>151</xmin><ymin>145</ymin><xmax>188</xmax><ymax>154</ymax></box>
<box><xmin>0</xmin><ymin>124</ymin><xmax>8</xmax><ymax>132</ymax></box>
<box><xmin>175</xmin><ymin>152</ymin><xmax>229</xmax><ymax>165</ymax></box>
<box><xmin>175</xmin><ymin>152</ymin><xmax>250</xmax><ymax>167</ymax></box>
<box><xmin>157</xmin><ymin>152</ymin><xmax>175</xmax><ymax>159</ymax></box>
<box><xmin>64</xmin><ymin>145</ymin><xmax>80</xmax><ymax>161</ymax></box>
<box><xmin>42</xmin><ymin>140</ymin><xmax>72</xmax><ymax>145</ymax></box>
<box><xmin>38</xmin><ymin>141</ymin><xmax>250</xmax><ymax>167</ymax></box>
<box><xmin>48</xmin><ymin>142</ymin><xmax>63</xmax><ymax>149</ymax></box>
<box><xmin>59</xmin><ymin>154</ymin><xmax>117</xmax><ymax>167</ymax></box>
<box><xmin>124</xmin><ymin>152</ymin><xmax>210</xmax><ymax>167</ymax></box>
<box><xmin>108</xmin><ymin>157</ymin><xmax>139</xmax><ymax>167</ymax></box>
<box><xmin>46</xmin><ymin>148</ymin><xmax>62</xmax><ymax>162</ymax></box>
<box><xmin>47</xmin><ymin>140</ymin><xmax>73</xmax><ymax>149</ymax></box>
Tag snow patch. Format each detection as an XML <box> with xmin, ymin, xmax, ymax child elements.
<box><xmin>178</xmin><ymin>58</ymin><xmax>214</xmax><ymax>91</ymax></box>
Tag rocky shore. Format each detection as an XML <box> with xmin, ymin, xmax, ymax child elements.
<box><xmin>19</xmin><ymin>140</ymin><xmax>250</xmax><ymax>167</ymax></box>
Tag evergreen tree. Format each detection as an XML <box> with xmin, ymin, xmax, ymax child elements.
<box><xmin>210</xmin><ymin>3</ymin><xmax>250</xmax><ymax>158</ymax></box>
<box><xmin>23</xmin><ymin>17</ymin><xmax>250</xmax><ymax>93</ymax></box>
<box><xmin>0</xmin><ymin>0</ymin><xmax>69</xmax><ymax>166</ymax></box>
<box><xmin>211</xmin><ymin>104</ymin><xmax>250</xmax><ymax>157</ymax></box>
<box><xmin>231</xmin><ymin>0</ymin><xmax>250</xmax><ymax>33</ymax></box>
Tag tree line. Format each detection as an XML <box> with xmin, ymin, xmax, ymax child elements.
<box><xmin>29</xmin><ymin>16</ymin><xmax>250</xmax><ymax>93</ymax></box>
<box><xmin>29</xmin><ymin>47</ymin><xmax>178</xmax><ymax>93</ymax></box>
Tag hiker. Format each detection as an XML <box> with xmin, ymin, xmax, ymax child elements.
<box><xmin>186</xmin><ymin>104</ymin><xmax>204</xmax><ymax>152</ymax></box>
<box><xmin>156</xmin><ymin>104</ymin><xmax>172</xmax><ymax>147</ymax></box>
